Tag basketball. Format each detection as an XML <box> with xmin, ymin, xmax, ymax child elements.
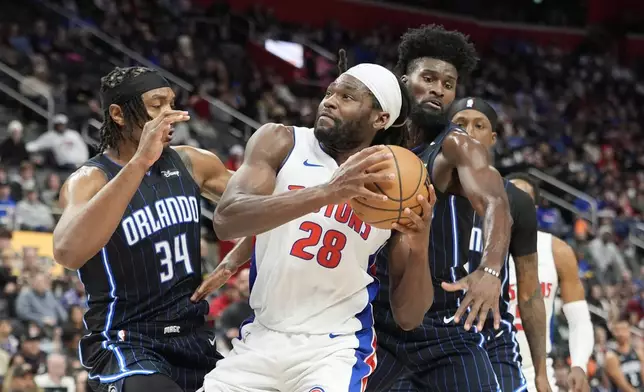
<box><xmin>349</xmin><ymin>145</ymin><xmax>431</xmax><ymax>230</ymax></box>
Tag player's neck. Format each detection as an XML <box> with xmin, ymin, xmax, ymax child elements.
<box><xmin>319</xmin><ymin>141</ymin><xmax>370</xmax><ymax>166</ymax></box>
<box><xmin>105</xmin><ymin>143</ymin><xmax>138</xmax><ymax>165</ymax></box>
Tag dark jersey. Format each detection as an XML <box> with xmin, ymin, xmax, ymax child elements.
<box><xmin>79</xmin><ymin>148</ymin><xmax>208</xmax><ymax>334</ymax></box>
<box><xmin>610</xmin><ymin>347</ymin><xmax>643</xmax><ymax>391</ymax></box>
<box><xmin>467</xmin><ymin>180</ymin><xmax>538</xmax><ymax>319</ymax></box>
<box><xmin>374</xmin><ymin>125</ymin><xmax>474</xmax><ymax>317</ymax></box>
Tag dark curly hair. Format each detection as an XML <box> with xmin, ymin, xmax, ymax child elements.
<box><xmin>98</xmin><ymin>67</ymin><xmax>154</xmax><ymax>153</ymax></box>
<box><xmin>395</xmin><ymin>24</ymin><xmax>479</xmax><ymax>79</ymax></box>
<box><xmin>336</xmin><ymin>49</ymin><xmax>410</xmax><ymax>147</ymax></box>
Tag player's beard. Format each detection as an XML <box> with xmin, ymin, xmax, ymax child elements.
<box><xmin>314</xmin><ymin>115</ymin><xmax>366</xmax><ymax>156</ymax></box>
<box><xmin>409</xmin><ymin>100</ymin><xmax>448</xmax><ymax>144</ymax></box>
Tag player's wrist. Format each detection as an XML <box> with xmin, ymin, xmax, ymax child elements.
<box><xmin>128</xmin><ymin>156</ymin><xmax>153</xmax><ymax>173</ymax></box>
<box><xmin>477</xmin><ymin>265</ymin><xmax>501</xmax><ymax>279</ymax></box>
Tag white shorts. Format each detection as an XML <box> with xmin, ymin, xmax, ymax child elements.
<box><xmin>521</xmin><ymin>363</ymin><xmax>558</xmax><ymax>392</ymax></box>
<box><xmin>202</xmin><ymin>321</ymin><xmax>377</xmax><ymax>392</ymax></box>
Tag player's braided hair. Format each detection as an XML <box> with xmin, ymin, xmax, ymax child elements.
<box><xmin>335</xmin><ymin>49</ymin><xmax>410</xmax><ymax>147</ymax></box>
<box><xmin>395</xmin><ymin>24</ymin><xmax>479</xmax><ymax>79</ymax></box>
<box><xmin>98</xmin><ymin>67</ymin><xmax>153</xmax><ymax>153</ymax></box>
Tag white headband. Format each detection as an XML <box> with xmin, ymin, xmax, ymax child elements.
<box><xmin>344</xmin><ymin>63</ymin><xmax>402</xmax><ymax>129</ymax></box>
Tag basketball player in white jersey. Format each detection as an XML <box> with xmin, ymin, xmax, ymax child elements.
<box><xmin>200</xmin><ymin>61</ymin><xmax>437</xmax><ymax>392</ymax></box>
<box><xmin>506</xmin><ymin>174</ymin><xmax>593</xmax><ymax>392</ymax></box>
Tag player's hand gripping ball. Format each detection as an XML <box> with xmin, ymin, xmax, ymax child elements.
<box><xmin>349</xmin><ymin>145</ymin><xmax>431</xmax><ymax>230</ymax></box>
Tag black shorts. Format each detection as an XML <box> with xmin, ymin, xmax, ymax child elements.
<box><xmin>80</xmin><ymin>322</ymin><xmax>222</xmax><ymax>392</ymax></box>
<box><xmin>368</xmin><ymin>308</ymin><xmax>500</xmax><ymax>392</ymax></box>
<box><xmin>482</xmin><ymin>321</ymin><xmax>526</xmax><ymax>392</ymax></box>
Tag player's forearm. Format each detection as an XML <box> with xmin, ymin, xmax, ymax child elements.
<box><xmin>213</xmin><ymin>186</ymin><xmax>334</xmax><ymax>240</ymax></box>
<box><xmin>221</xmin><ymin>236</ymin><xmax>254</xmax><ymax>270</ymax></box>
<box><xmin>518</xmin><ymin>285</ymin><xmax>549</xmax><ymax>377</ymax></box>
<box><xmin>53</xmin><ymin>160</ymin><xmax>148</xmax><ymax>269</ymax></box>
<box><xmin>390</xmin><ymin>245</ymin><xmax>433</xmax><ymax>330</ymax></box>
<box><xmin>479</xmin><ymin>197</ymin><xmax>512</xmax><ymax>270</ymax></box>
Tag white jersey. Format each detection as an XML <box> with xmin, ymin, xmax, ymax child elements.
<box><xmin>508</xmin><ymin>231</ymin><xmax>559</xmax><ymax>391</ymax></box>
<box><xmin>250</xmin><ymin>126</ymin><xmax>391</xmax><ymax>335</ymax></box>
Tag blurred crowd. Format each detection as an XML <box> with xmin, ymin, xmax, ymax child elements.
<box><xmin>0</xmin><ymin>0</ymin><xmax>643</xmax><ymax>391</ymax></box>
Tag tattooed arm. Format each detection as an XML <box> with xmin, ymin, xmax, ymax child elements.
<box><xmin>508</xmin><ymin>183</ymin><xmax>549</xmax><ymax>390</ymax></box>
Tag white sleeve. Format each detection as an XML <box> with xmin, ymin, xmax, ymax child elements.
<box><xmin>25</xmin><ymin>131</ymin><xmax>56</xmax><ymax>152</ymax></box>
<box><xmin>562</xmin><ymin>300</ymin><xmax>594</xmax><ymax>372</ymax></box>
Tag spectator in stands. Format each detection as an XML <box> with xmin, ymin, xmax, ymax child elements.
<box><xmin>589</xmin><ymin>226</ymin><xmax>629</xmax><ymax>284</ymax></box>
<box><xmin>34</xmin><ymin>353</ymin><xmax>75</xmax><ymax>392</ymax></box>
<box><xmin>25</xmin><ymin>114</ymin><xmax>88</xmax><ymax>170</ymax></box>
<box><xmin>59</xmin><ymin>278</ymin><xmax>85</xmax><ymax>311</ymax></box>
<box><xmin>62</xmin><ymin>306</ymin><xmax>85</xmax><ymax>334</ymax></box>
<box><xmin>39</xmin><ymin>173</ymin><xmax>60</xmax><ymax>208</ymax></box>
<box><xmin>2</xmin><ymin>362</ymin><xmax>38</xmax><ymax>392</ymax></box>
<box><xmin>0</xmin><ymin>183</ymin><xmax>16</xmax><ymax>225</ymax></box>
<box><xmin>15</xmin><ymin>274</ymin><xmax>67</xmax><ymax>330</ymax></box>
<box><xmin>14</xmin><ymin>188</ymin><xmax>54</xmax><ymax>232</ymax></box>
<box><xmin>17</xmin><ymin>334</ymin><xmax>46</xmax><ymax>376</ymax></box>
<box><xmin>10</xmin><ymin>162</ymin><xmax>36</xmax><ymax>201</ymax></box>
<box><xmin>0</xmin><ymin>319</ymin><xmax>18</xmax><ymax>379</ymax></box>
<box><xmin>0</xmin><ymin>121</ymin><xmax>29</xmax><ymax>167</ymax></box>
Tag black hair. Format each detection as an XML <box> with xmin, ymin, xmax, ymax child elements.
<box><xmin>616</xmin><ymin>311</ymin><xmax>631</xmax><ymax>324</ymax></box>
<box><xmin>336</xmin><ymin>49</ymin><xmax>410</xmax><ymax>146</ymax></box>
<box><xmin>395</xmin><ymin>24</ymin><xmax>479</xmax><ymax>79</ymax></box>
<box><xmin>506</xmin><ymin>172</ymin><xmax>541</xmax><ymax>205</ymax></box>
<box><xmin>98</xmin><ymin>66</ymin><xmax>154</xmax><ymax>153</ymax></box>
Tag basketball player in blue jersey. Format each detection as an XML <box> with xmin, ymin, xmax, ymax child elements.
<box><xmin>200</xmin><ymin>56</ymin><xmax>437</xmax><ymax>392</ymax></box>
<box><xmin>368</xmin><ymin>25</ymin><xmax>516</xmax><ymax>392</ymax></box>
<box><xmin>448</xmin><ymin>97</ymin><xmax>549</xmax><ymax>392</ymax></box>
<box><xmin>604</xmin><ymin>313</ymin><xmax>644</xmax><ymax>392</ymax></box>
<box><xmin>53</xmin><ymin>67</ymin><xmax>233</xmax><ymax>392</ymax></box>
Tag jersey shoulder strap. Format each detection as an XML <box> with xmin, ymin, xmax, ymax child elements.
<box><xmin>426</xmin><ymin>124</ymin><xmax>466</xmax><ymax>185</ymax></box>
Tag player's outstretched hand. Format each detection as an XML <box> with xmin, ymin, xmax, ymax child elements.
<box><xmin>391</xmin><ymin>185</ymin><xmax>436</xmax><ymax>240</ymax></box>
<box><xmin>326</xmin><ymin>145</ymin><xmax>395</xmax><ymax>203</ymax></box>
<box><xmin>133</xmin><ymin>110</ymin><xmax>190</xmax><ymax>169</ymax></box>
<box><xmin>191</xmin><ymin>260</ymin><xmax>237</xmax><ymax>302</ymax></box>
<box><xmin>441</xmin><ymin>267</ymin><xmax>502</xmax><ymax>331</ymax></box>
<box><xmin>566</xmin><ymin>367</ymin><xmax>589</xmax><ymax>392</ymax></box>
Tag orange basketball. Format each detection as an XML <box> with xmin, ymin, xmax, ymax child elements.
<box><xmin>349</xmin><ymin>145</ymin><xmax>431</xmax><ymax>230</ymax></box>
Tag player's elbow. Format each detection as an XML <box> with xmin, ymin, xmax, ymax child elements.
<box><xmin>212</xmin><ymin>204</ymin><xmax>237</xmax><ymax>241</ymax></box>
<box><xmin>53</xmin><ymin>233</ymin><xmax>84</xmax><ymax>271</ymax></box>
<box><xmin>393</xmin><ymin>311</ymin><xmax>424</xmax><ymax>331</ymax></box>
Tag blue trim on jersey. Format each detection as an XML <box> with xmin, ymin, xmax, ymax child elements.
<box><xmin>448</xmin><ymin>196</ymin><xmax>460</xmax><ymax>307</ymax></box>
<box><xmin>348</xmin><ymin>250</ymin><xmax>381</xmax><ymax>391</ymax></box>
<box><xmin>238</xmin><ymin>244</ymin><xmax>258</xmax><ymax>338</ymax></box>
<box><xmin>549</xmin><ymin>299</ymin><xmax>556</xmax><ymax>346</ymax></box>
<box><xmin>82</xmin><ymin>248</ymin><xmax>155</xmax><ymax>383</ymax></box>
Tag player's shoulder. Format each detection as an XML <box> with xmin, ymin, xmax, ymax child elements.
<box><xmin>550</xmin><ymin>235</ymin><xmax>575</xmax><ymax>260</ymax></box>
<box><xmin>441</xmin><ymin>126</ymin><xmax>486</xmax><ymax>160</ymax></box>
<box><xmin>61</xmin><ymin>165</ymin><xmax>109</xmax><ymax>201</ymax></box>
<box><xmin>245</xmin><ymin>123</ymin><xmax>296</xmax><ymax>167</ymax></box>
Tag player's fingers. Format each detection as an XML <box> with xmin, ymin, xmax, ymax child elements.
<box><xmin>148</xmin><ymin>110</ymin><xmax>189</xmax><ymax>128</ymax></box>
<box><xmin>354</xmin><ymin>151</ymin><xmax>394</xmax><ymax>173</ymax></box>
<box><xmin>453</xmin><ymin>295</ymin><xmax>472</xmax><ymax>323</ymax></box>
<box><xmin>190</xmin><ymin>284</ymin><xmax>207</xmax><ymax>302</ymax></box>
<box><xmin>463</xmin><ymin>300</ymin><xmax>482</xmax><ymax>330</ymax></box>
<box><xmin>362</xmin><ymin>172</ymin><xmax>396</xmax><ymax>184</ymax></box>
<box><xmin>353</xmin><ymin>188</ymin><xmax>389</xmax><ymax>202</ymax></box>
<box><xmin>427</xmin><ymin>185</ymin><xmax>437</xmax><ymax>206</ymax></box>
<box><xmin>345</xmin><ymin>145</ymin><xmax>388</xmax><ymax>165</ymax></box>
<box><xmin>441</xmin><ymin>278</ymin><xmax>468</xmax><ymax>293</ymax></box>
<box><xmin>492</xmin><ymin>303</ymin><xmax>501</xmax><ymax>330</ymax></box>
<box><xmin>403</xmin><ymin>208</ymin><xmax>424</xmax><ymax>229</ymax></box>
<box><xmin>391</xmin><ymin>222</ymin><xmax>414</xmax><ymax>234</ymax></box>
<box><xmin>417</xmin><ymin>194</ymin><xmax>433</xmax><ymax>221</ymax></box>
<box><xmin>476</xmin><ymin>304</ymin><xmax>491</xmax><ymax>331</ymax></box>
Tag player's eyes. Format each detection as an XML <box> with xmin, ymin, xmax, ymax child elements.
<box><xmin>423</xmin><ymin>76</ymin><xmax>433</xmax><ymax>83</ymax></box>
<box><xmin>342</xmin><ymin>94</ymin><xmax>353</xmax><ymax>100</ymax></box>
<box><xmin>445</xmin><ymin>83</ymin><xmax>454</xmax><ymax>90</ymax></box>
<box><xmin>324</xmin><ymin>91</ymin><xmax>332</xmax><ymax>97</ymax></box>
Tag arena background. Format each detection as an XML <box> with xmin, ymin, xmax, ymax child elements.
<box><xmin>0</xmin><ymin>0</ymin><xmax>643</xmax><ymax>390</ymax></box>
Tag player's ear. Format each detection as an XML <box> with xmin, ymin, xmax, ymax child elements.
<box><xmin>109</xmin><ymin>104</ymin><xmax>125</xmax><ymax>126</ymax></box>
<box><xmin>374</xmin><ymin>112</ymin><xmax>390</xmax><ymax>131</ymax></box>
<box><xmin>491</xmin><ymin>131</ymin><xmax>497</xmax><ymax>145</ymax></box>
<box><xmin>401</xmin><ymin>75</ymin><xmax>408</xmax><ymax>85</ymax></box>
